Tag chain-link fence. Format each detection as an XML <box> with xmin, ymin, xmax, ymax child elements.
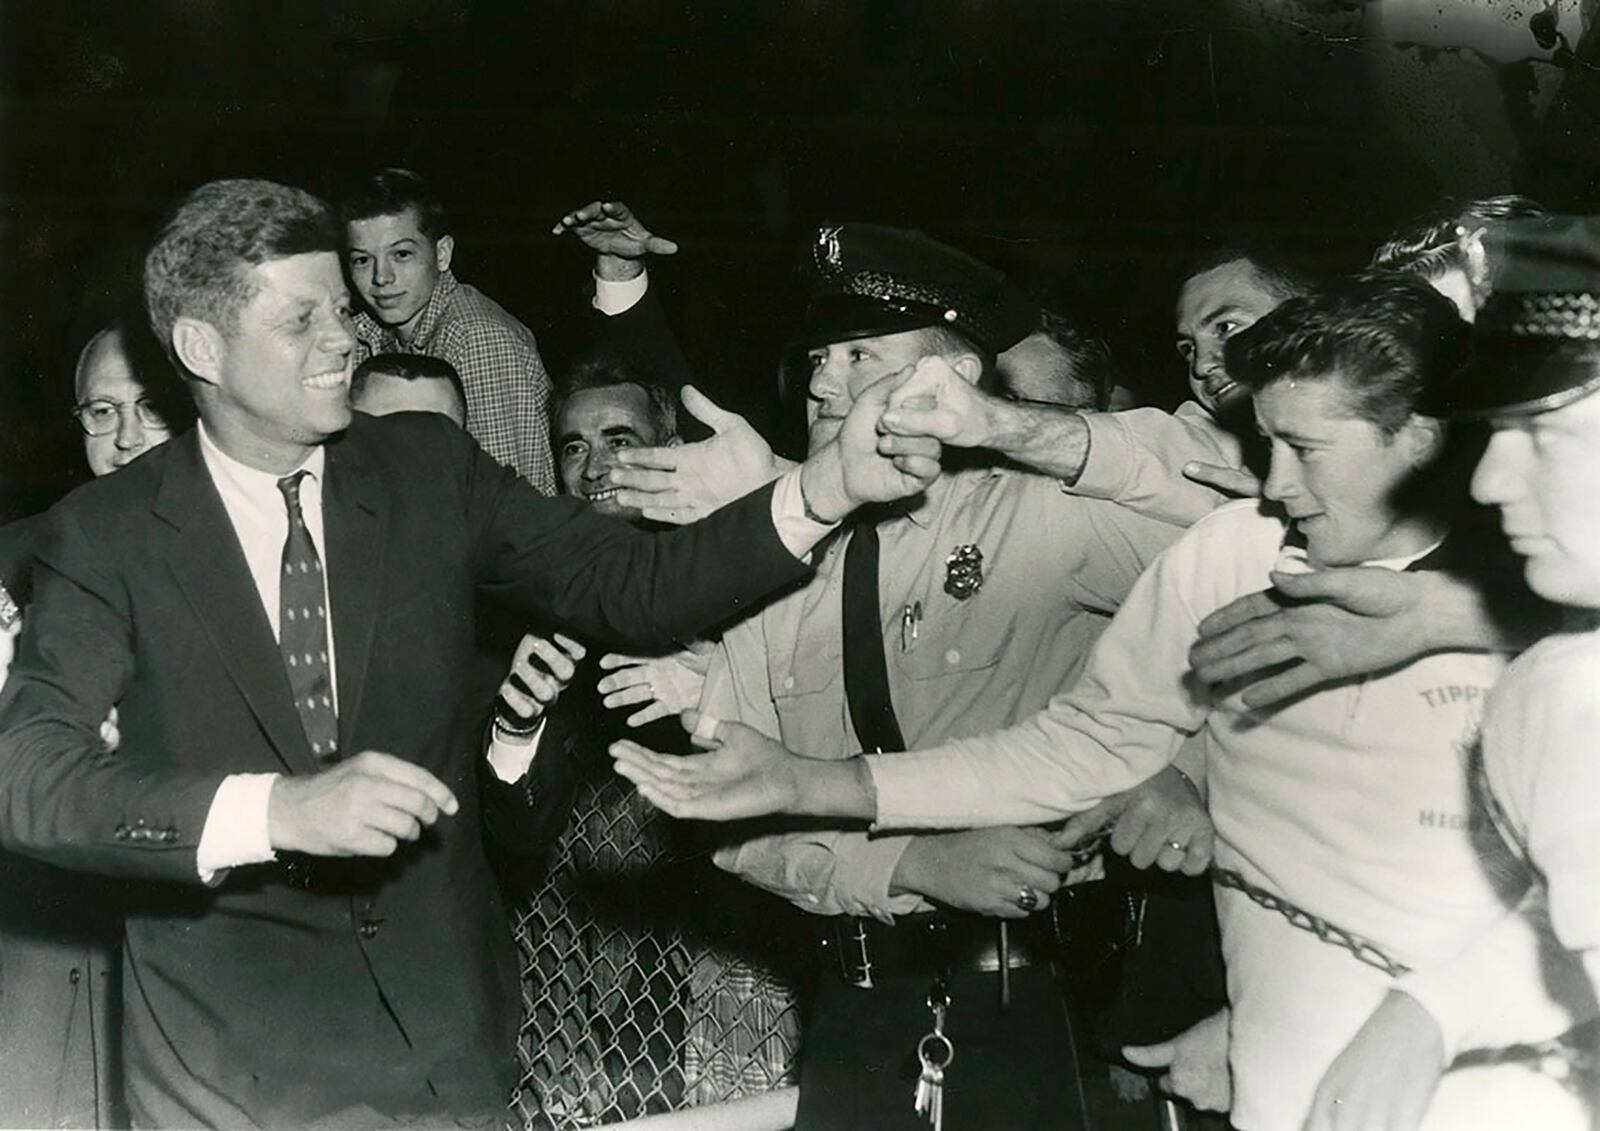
<box><xmin>508</xmin><ymin>754</ymin><xmax>814</xmax><ymax>1129</ymax></box>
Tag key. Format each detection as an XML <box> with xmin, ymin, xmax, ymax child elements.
<box><xmin>912</xmin><ymin>987</ymin><xmax>953</xmax><ymax>1130</ymax></box>
<box><xmin>914</xmin><ymin>1032</ymin><xmax>953</xmax><ymax>1129</ymax></box>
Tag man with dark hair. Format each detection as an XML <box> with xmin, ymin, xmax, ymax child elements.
<box><xmin>613</xmin><ymin>246</ymin><xmax>1317</xmax><ymax>530</ymax></box>
<box><xmin>341</xmin><ymin>167</ymin><xmax>557</xmax><ymax>492</ymax></box>
<box><xmin>351</xmin><ymin>351</ymin><xmax>468</xmax><ymax>426</ymax></box>
<box><xmin>617</xmin><ymin>271</ymin><xmax>1589</xmax><ymax>1131</ymax></box>
<box><xmin>552</xmin><ymin>356</ymin><xmax>680</xmax><ymax>499</ymax></box>
<box><xmin>994</xmin><ymin>306</ymin><xmax>1123</xmax><ymax>411</ymax></box>
<box><xmin>0</xmin><ymin>176</ymin><xmax>937</xmax><ymax>1126</ymax></box>
<box><xmin>695</xmin><ymin>222</ymin><xmax>1191</xmax><ymax>1130</ymax></box>
<box><xmin>1370</xmin><ymin>195</ymin><xmax>1547</xmax><ymax>321</ymax></box>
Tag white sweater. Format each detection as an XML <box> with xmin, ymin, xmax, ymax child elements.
<box><xmin>870</xmin><ymin>501</ymin><xmax>1581</xmax><ymax>1128</ymax></box>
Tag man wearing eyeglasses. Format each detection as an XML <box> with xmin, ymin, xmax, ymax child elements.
<box><xmin>0</xmin><ymin>318</ymin><xmax>184</xmax><ymax>1128</ymax></box>
<box><xmin>72</xmin><ymin>324</ymin><xmax>176</xmax><ymax>477</ymax></box>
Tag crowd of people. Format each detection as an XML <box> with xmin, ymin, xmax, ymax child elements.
<box><xmin>0</xmin><ymin>167</ymin><xmax>1597</xmax><ymax>1131</ymax></box>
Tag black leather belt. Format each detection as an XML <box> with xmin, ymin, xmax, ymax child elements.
<box><xmin>820</xmin><ymin>910</ymin><xmax>1059</xmax><ymax>986</ymax></box>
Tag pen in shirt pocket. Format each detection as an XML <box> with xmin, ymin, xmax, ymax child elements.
<box><xmin>900</xmin><ymin>600</ymin><xmax>922</xmax><ymax>652</ymax></box>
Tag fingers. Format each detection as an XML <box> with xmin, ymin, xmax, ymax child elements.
<box><xmin>879</xmin><ymin>405</ymin><xmax>963</xmax><ymax>442</ymax></box>
<box><xmin>625</xmin><ymin>702</ymin><xmax>674</xmax><ymax>728</ymax></box>
<box><xmin>1008</xmin><ymin>828</ymin><xmax>1080</xmax><ymax>876</ymax></box>
<box><xmin>1180</xmin><ymin>827</ymin><xmax>1215</xmax><ymax>875</ymax></box>
<box><xmin>608</xmin><ymin>738</ymin><xmax>691</xmax><ymax>785</ymax></box>
<box><xmin>1238</xmin><ymin>663</ymin><xmax>1322</xmax><ymax>709</ymax></box>
<box><xmin>527</xmin><ymin>634</ymin><xmax>583</xmax><ymax>682</ymax></box>
<box><xmin>680</xmin><ymin>708</ymin><xmax>724</xmax><ymax>748</ymax></box>
<box><xmin>644</xmin><ymin>235</ymin><xmax>680</xmax><ymax>257</ymax></box>
<box><xmin>1057</xmin><ymin>801</ymin><xmax>1116</xmax><ymax>848</ymax></box>
<box><xmin>550</xmin><ymin>200</ymin><xmax>614</xmax><ymax>235</ymax></box>
<box><xmin>501</xmin><ymin>634</ymin><xmax>574</xmax><ymax>719</ymax></box>
<box><xmin>601</xmin><ymin>683</ymin><xmax>653</xmax><ymax>709</ymax></box>
<box><xmin>609</xmin><ymin>454</ymin><xmax>680</xmax><ymax>478</ymax></box>
<box><xmin>350</xmin><ymin>750</ymin><xmax>459</xmax><ymax>815</ymax></box>
<box><xmin>595</xmin><ymin>658</ymin><xmax>650</xmax><ymax>694</ymax></box>
<box><xmin>1181</xmin><ymin>460</ymin><xmax>1262</xmax><ymax>498</ymax></box>
<box><xmin>1267</xmin><ymin>567</ymin><xmax>1391</xmax><ymax>610</ymax></box>
<box><xmin>1122</xmin><ymin>1041</ymin><xmax>1177</xmax><ymax>1070</ymax></box>
<box><xmin>1193</xmin><ymin>635</ymin><xmax>1301</xmax><ymax>684</ymax></box>
<box><xmin>679</xmin><ymin>385</ymin><xmax>736</xmax><ymax>430</ymax></box>
<box><xmin>1124</xmin><ymin>818</ymin><xmax>1176</xmax><ymax>870</ymax></box>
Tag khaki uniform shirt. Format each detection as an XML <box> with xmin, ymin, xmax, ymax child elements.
<box><xmin>702</xmin><ymin>465</ymin><xmax>1184</xmax><ymax>922</ymax></box>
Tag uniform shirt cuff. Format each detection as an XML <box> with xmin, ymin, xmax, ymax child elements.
<box><xmin>197</xmin><ymin>772</ymin><xmax>279</xmax><ymax>883</ymax></box>
<box><xmin>770</xmin><ymin>465</ymin><xmax>837</xmax><ymax>560</ymax></box>
<box><xmin>1070</xmin><ymin>411</ymin><xmax>1134</xmax><ymax>500</ymax></box>
<box><xmin>487</xmin><ymin>718</ymin><xmax>548</xmax><ymax>782</ymax></box>
<box><xmin>592</xmin><ymin>270</ymin><xmax>649</xmax><ymax>315</ymax></box>
<box><xmin>838</xmin><ymin>835</ymin><xmax>928</xmax><ymax>923</ymax></box>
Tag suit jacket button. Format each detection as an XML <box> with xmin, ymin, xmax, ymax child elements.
<box><xmin>359</xmin><ymin>920</ymin><xmax>380</xmax><ymax>940</ymax></box>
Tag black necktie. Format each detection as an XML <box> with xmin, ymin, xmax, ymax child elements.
<box><xmin>841</xmin><ymin>518</ymin><xmax>905</xmax><ymax>754</ymax></box>
<box><xmin>277</xmin><ymin>471</ymin><xmax>340</xmax><ymax>762</ymax></box>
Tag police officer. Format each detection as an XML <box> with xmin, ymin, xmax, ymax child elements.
<box><xmin>700</xmin><ymin>224</ymin><xmax>1201</xmax><ymax>1129</ymax></box>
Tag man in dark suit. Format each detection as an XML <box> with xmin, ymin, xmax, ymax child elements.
<box><xmin>0</xmin><ymin>178</ymin><xmax>938</xmax><ymax>1127</ymax></box>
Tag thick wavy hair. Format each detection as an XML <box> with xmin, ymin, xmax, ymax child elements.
<box><xmin>336</xmin><ymin>168</ymin><xmax>449</xmax><ymax>240</ymax></box>
<box><xmin>1225</xmin><ymin>271</ymin><xmax>1469</xmax><ymax>433</ymax></box>
<box><xmin>553</xmin><ymin>356</ymin><xmax>680</xmax><ymax>443</ymax></box>
<box><xmin>143</xmin><ymin>179</ymin><xmax>340</xmax><ymax>367</ymax></box>
<box><xmin>1370</xmin><ymin>195</ymin><xmax>1547</xmax><ymax>280</ymax></box>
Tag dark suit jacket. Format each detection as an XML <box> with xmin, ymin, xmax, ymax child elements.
<box><xmin>0</xmin><ymin>412</ymin><xmax>808</xmax><ymax>1126</ymax></box>
<box><xmin>588</xmin><ymin>275</ymin><xmax>695</xmax><ymax>392</ymax></box>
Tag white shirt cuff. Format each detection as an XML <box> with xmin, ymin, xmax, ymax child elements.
<box><xmin>196</xmin><ymin>772</ymin><xmax>279</xmax><ymax>883</ymax></box>
<box><xmin>487</xmin><ymin>718</ymin><xmax>548</xmax><ymax>783</ymax></box>
<box><xmin>592</xmin><ymin>269</ymin><xmax>649</xmax><ymax>316</ymax></box>
<box><xmin>769</xmin><ymin>465</ymin><xmax>837</xmax><ymax>560</ymax></box>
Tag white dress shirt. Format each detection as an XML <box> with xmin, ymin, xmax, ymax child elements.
<box><xmin>192</xmin><ymin>424</ymin><xmax>546</xmax><ymax>877</ymax></box>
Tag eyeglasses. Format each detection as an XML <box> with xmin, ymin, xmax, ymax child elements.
<box><xmin>73</xmin><ymin>397</ymin><xmax>169</xmax><ymax>437</ymax></box>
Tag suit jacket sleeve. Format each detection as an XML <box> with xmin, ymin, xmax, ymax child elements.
<box><xmin>589</xmin><ymin>279</ymin><xmax>695</xmax><ymax>391</ymax></box>
<box><xmin>453</xmin><ymin>418</ymin><xmax>809</xmax><ymax>649</ymax></box>
<box><xmin>478</xmin><ymin>709</ymin><xmax>578</xmax><ymax>862</ymax></box>
<box><xmin>0</xmin><ymin>505</ymin><xmax>225</xmax><ymax>882</ymax></box>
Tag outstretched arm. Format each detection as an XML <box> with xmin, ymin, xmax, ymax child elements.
<box><xmin>609</xmin><ymin>386</ymin><xmax>793</xmax><ymax>524</ymax></box>
<box><xmin>610</xmin><ymin>710</ymin><xmax>877</xmax><ymax>822</ymax></box>
<box><xmin>1190</xmin><ymin>567</ymin><xmax>1549</xmax><ymax>708</ymax></box>
<box><xmin>610</xmin><ymin>362</ymin><xmax>936</xmax><ymax>526</ymax></box>
<box><xmin>876</xmin><ymin>359</ymin><xmax>1094</xmax><ymax>481</ymax></box>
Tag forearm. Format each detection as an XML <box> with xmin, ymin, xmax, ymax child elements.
<box><xmin>715</xmin><ymin>826</ymin><xmax>923</xmax><ymax>921</ymax></box>
<box><xmin>793</xmin><ymin>755</ymin><xmax>878</xmax><ymax>820</ymax></box>
<box><xmin>1420</xmin><ymin>570</ymin><xmax>1557</xmax><ymax>654</ymax></box>
<box><xmin>981</xmin><ymin>399</ymin><xmax>1092</xmax><ymax>483</ymax></box>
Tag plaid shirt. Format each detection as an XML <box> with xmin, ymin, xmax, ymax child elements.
<box><xmin>354</xmin><ymin>269</ymin><xmax>555</xmax><ymax>494</ymax></box>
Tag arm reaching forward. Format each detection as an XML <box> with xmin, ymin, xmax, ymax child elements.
<box><xmin>610</xmin><ymin>711</ymin><xmax>877</xmax><ymax>821</ymax></box>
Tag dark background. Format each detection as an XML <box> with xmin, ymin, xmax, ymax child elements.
<box><xmin>3</xmin><ymin>0</ymin><xmax>1598</xmax><ymax>518</ymax></box>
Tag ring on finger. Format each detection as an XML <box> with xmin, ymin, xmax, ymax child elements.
<box><xmin>1015</xmin><ymin>884</ymin><xmax>1039</xmax><ymax>912</ymax></box>
<box><xmin>1165</xmin><ymin>839</ymin><xmax>1185</xmax><ymax>852</ymax></box>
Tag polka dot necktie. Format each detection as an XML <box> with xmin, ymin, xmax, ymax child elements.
<box><xmin>277</xmin><ymin>471</ymin><xmax>339</xmax><ymax>762</ymax></box>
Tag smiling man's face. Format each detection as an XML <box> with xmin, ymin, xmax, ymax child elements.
<box><xmin>557</xmin><ymin>383</ymin><xmax>676</xmax><ymax>520</ymax></box>
<box><xmin>199</xmin><ymin>252</ymin><xmax>356</xmax><ymax>470</ymax></box>
<box><xmin>1176</xmin><ymin>258</ymin><xmax>1285</xmax><ymax>417</ymax></box>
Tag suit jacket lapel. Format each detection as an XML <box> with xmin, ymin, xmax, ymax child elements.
<box><xmin>155</xmin><ymin>431</ymin><xmax>320</xmax><ymax>775</ymax></box>
<box><xmin>322</xmin><ymin>433</ymin><xmax>388</xmax><ymax>755</ymax></box>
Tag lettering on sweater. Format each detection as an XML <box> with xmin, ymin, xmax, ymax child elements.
<box><xmin>1417</xmin><ymin>809</ymin><xmax>1485</xmax><ymax>832</ymax></box>
<box><xmin>1417</xmin><ymin>684</ymin><xmax>1491</xmax><ymax>709</ymax></box>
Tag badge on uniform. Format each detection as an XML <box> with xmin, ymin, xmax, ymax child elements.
<box><xmin>943</xmin><ymin>544</ymin><xmax>983</xmax><ymax>600</ymax></box>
